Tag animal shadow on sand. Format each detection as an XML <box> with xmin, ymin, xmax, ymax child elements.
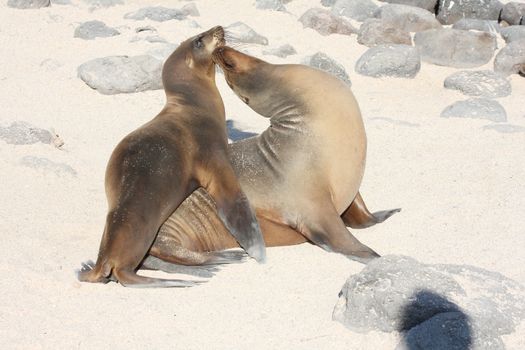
<box><xmin>398</xmin><ymin>290</ymin><xmax>472</xmax><ymax>350</ymax></box>
<box><xmin>226</xmin><ymin>120</ymin><xmax>258</xmax><ymax>141</ymax></box>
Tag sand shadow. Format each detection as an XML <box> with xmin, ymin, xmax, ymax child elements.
<box><xmin>398</xmin><ymin>290</ymin><xmax>472</xmax><ymax>350</ymax></box>
<box><xmin>226</xmin><ymin>120</ymin><xmax>258</xmax><ymax>141</ymax></box>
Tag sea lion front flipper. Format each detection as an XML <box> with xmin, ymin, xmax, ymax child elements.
<box><xmin>341</xmin><ymin>192</ymin><xmax>401</xmax><ymax>229</ymax></box>
<box><xmin>205</xmin><ymin>164</ymin><xmax>267</xmax><ymax>263</ymax></box>
<box><xmin>297</xmin><ymin>201</ymin><xmax>379</xmax><ymax>264</ymax></box>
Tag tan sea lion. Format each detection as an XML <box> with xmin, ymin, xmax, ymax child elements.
<box><xmin>142</xmin><ymin>46</ymin><xmax>399</xmax><ymax>272</ymax></box>
<box><xmin>77</xmin><ymin>28</ymin><xmax>266</xmax><ymax>288</ymax></box>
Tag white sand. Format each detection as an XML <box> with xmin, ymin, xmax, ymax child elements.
<box><xmin>1</xmin><ymin>0</ymin><xmax>524</xmax><ymax>349</ymax></box>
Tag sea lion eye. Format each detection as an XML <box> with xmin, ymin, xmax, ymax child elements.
<box><xmin>193</xmin><ymin>37</ymin><xmax>203</xmax><ymax>49</ymax></box>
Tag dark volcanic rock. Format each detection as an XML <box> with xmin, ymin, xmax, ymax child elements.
<box><xmin>332</xmin><ymin>0</ymin><xmax>378</xmax><ymax>22</ymax></box>
<box><xmin>436</xmin><ymin>0</ymin><xmax>503</xmax><ymax>25</ymax></box>
<box><xmin>357</xmin><ymin>18</ymin><xmax>412</xmax><ymax>47</ymax></box>
<box><xmin>355</xmin><ymin>44</ymin><xmax>420</xmax><ymax>78</ymax></box>
<box><xmin>299</xmin><ymin>8</ymin><xmax>357</xmax><ymax>36</ymax></box>
<box><xmin>7</xmin><ymin>0</ymin><xmax>50</xmax><ymax>8</ymax></box>
<box><xmin>500</xmin><ymin>2</ymin><xmax>525</xmax><ymax>26</ymax></box>
<box><xmin>414</xmin><ymin>28</ymin><xmax>497</xmax><ymax>68</ymax></box>
<box><xmin>494</xmin><ymin>38</ymin><xmax>525</xmax><ymax>76</ymax></box>
<box><xmin>440</xmin><ymin>98</ymin><xmax>507</xmax><ymax>122</ymax></box>
<box><xmin>374</xmin><ymin>4</ymin><xmax>441</xmax><ymax>32</ymax></box>
<box><xmin>77</xmin><ymin>55</ymin><xmax>163</xmax><ymax>95</ymax></box>
<box><xmin>302</xmin><ymin>52</ymin><xmax>352</xmax><ymax>85</ymax></box>
<box><xmin>444</xmin><ymin>70</ymin><xmax>511</xmax><ymax>98</ymax></box>
<box><xmin>74</xmin><ymin>20</ymin><xmax>120</xmax><ymax>40</ymax></box>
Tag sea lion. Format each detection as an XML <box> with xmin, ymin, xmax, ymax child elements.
<box><xmin>77</xmin><ymin>28</ymin><xmax>266</xmax><ymax>288</ymax></box>
<box><xmin>142</xmin><ymin>47</ymin><xmax>399</xmax><ymax>271</ymax></box>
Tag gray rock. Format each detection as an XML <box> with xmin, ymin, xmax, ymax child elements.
<box><xmin>376</xmin><ymin>0</ymin><xmax>437</xmax><ymax>13</ymax></box>
<box><xmin>414</xmin><ymin>28</ymin><xmax>497</xmax><ymax>68</ymax></box>
<box><xmin>225</xmin><ymin>22</ymin><xmax>269</xmax><ymax>45</ymax></box>
<box><xmin>483</xmin><ymin>124</ymin><xmax>525</xmax><ymax>133</ymax></box>
<box><xmin>436</xmin><ymin>0</ymin><xmax>503</xmax><ymax>25</ymax></box>
<box><xmin>333</xmin><ymin>255</ymin><xmax>525</xmax><ymax>348</ymax></box>
<box><xmin>0</xmin><ymin>121</ymin><xmax>55</xmax><ymax>145</ymax></box>
<box><xmin>355</xmin><ymin>44</ymin><xmax>420</xmax><ymax>78</ymax></box>
<box><xmin>332</xmin><ymin>0</ymin><xmax>378</xmax><ymax>22</ymax></box>
<box><xmin>494</xmin><ymin>39</ymin><xmax>525</xmax><ymax>76</ymax></box>
<box><xmin>51</xmin><ymin>0</ymin><xmax>71</xmax><ymax>5</ymax></box>
<box><xmin>147</xmin><ymin>43</ymin><xmax>179</xmax><ymax>62</ymax></box>
<box><xmin>321</xmin><ymin>0</ymin><xmax>336</xmax><ymax>6</ymax></box>
<box><xmin>302</xmin><ymin>52</ymin><xmax>351</xmax><ymax>85</ymax></box>
<box><xmin>374</xmin><ymin>4</ymin><xmax>441</xmax><ymax>32</ymax></box>
<box><xmin>20</xmin><ymin>156</ymin><xmax>77</xmax><ymax>177</ymax></box>
<box><xmin>77</xmin><ymin>55</ymin><xmax>163</xmax><ymax>95</ymax></box>
<box><xmin>262</xmin><ymin>44</ymin><xmax>297</xmax><ymax>58</ymax></box>
<box><xmin>299</xmin><ymin>8</ymin><xmax>357</xmax><ymax>36</ymax></box>
<box><xmin>7</xmin><ymin>0</ymin><xmax>50</xmax><ymax>8</ymax></box>
<box><xmin>74</xmin><ymin>20</ymin><xmax>120</xmax><ymax>40</ymax></box>
<box><xmin>444</xmin><ymin>70</ymin><xmax>511</xmax><ymax>98</ymax></box>
<box><xmin>501</xmin><ymin>2</ymin><xmax>525</xmax><ymax>26</ymax></box>
<box><xmin>452</xmin><ymin>19</ymin><xmax>500</xmax><ymax>34</ymax></box>
<box><xmin>135</xmin><ymin>26</ymin><xmax>156</xmax><ymax>33</ymax></box>
<box><xmin>124</xmin><ymin>7</ymin><xmax>188</xmax><ymax>22</ymax></box>
<box><xmin>181</xmin><ymin>3</ymin><xmax>200</xmax><ymax>17</ymax></box>
<box><xmin>500</xmin><ymin>26</ymin><xmax>525</xmax><ymax>43</ymax></box>
<box><xmin>440</xmin><ymin>98</ymin><xmax>507</xmax><ymax>122</ymax></box>
<box><xmin>82</xmin><ymin>0</ymin><xmax>122</xmax><ymax>8</ymax></box>
<box><xmin>357</xmin><ymin>18</ymin><xmax>412</xmax><ymax>47</ymax></box>
<box><xmin>255</xmin><ymin>0</ymin><xmax>286</xmax><ymax>11</ymax></box>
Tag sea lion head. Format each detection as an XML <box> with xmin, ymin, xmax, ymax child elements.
<box><xmin>162</xmin><ymin>26</ymin><xmax>225</xmax><ymax>88</ymax></box>
<box><xmin>212</xmin><ymin>46</ymin><xmax>274</xmax><ymax>115</ymax></box>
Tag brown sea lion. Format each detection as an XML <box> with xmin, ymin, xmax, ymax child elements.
<box><xmin>142</xmin><ymin>47</ymin><xmax>399</xmax><ymax>271</ymax></box>
<box><xmin>77</xmin><ymin>28</ymin><xmax>266</xmax><ymax>288</ymax></box>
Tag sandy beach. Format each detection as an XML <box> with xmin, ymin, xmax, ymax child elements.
<box><xmin>1</xmin><ymin>0</ymin><xmax>524</xmax><ymax>348</ymax></box>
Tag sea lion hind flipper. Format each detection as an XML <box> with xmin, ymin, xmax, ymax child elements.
<box><xmin>112</xmin><ymin>268</ymin><xmax>203</xmax><ymax>288</ymax></box>
<box><xmin>298</xmin><ymin>203</ymin><xmax>380</xmax><ymax>264</ymax></box>
<box><xmin>341</xmin><ymin>192</ymin><xmax>401</xmax><ymax>229</ymax></box>
<box><xmin>140</xmin><ymin>256</ymin><xmax>219</xmax><ymax>278</ymax></box>
<box><xmin>201</xmin><ymin>249</ymin><xmax>249</xmax><ymax>265</ymax></box>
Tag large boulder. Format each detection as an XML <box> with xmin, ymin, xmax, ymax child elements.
<box><xmin>333</xmin><ymin>255</ymin><xmax>525</xmax><ymax>349</ymax></box>
<box><xmin>443</xmin><ymin>70</ymin><xmax>511</xmax><ymax>98</ymax></box>
<box><xmin>357</xmin><ymin>19</ymin><xmax>412</xmax><ymax>47</ymax></box>
<box><xmin>414</xmin><ymin>28</ymin><xmax>497</xmax><ymax>68</ymax></box>
<box><xmin>355</xmin><ymin>44</ymin><xmax>420</xmax><ymax>78</ymax></box>
<box><xmin>77</xmin><ymin>55</ymin><xmax>163</xmax><ymax>95</ymax></box>
<box><xmin>500</xmin><ymin>2</ymin><xmax>525</xmax><ymax>26</ymax></box>
<box><xmin>302</xmin><ymin>52</ymin><xmax>352</xmax><ymax>86</ymax></box>
<box><xmin>299</xmin><ymin>8</ymin><xmax>357</xmax><ymax>36</ymax></box>
<box><xmin>452</xmin><ymin>19</ymin><xmax>500</xmax><ymax>34</ymax></box>
<box><xmin>374</xmin><ymin>4</ymin><xmax>441</xmax><ymax>32</ymax></box>
<box><xmin>74</xmin><ymin>20</ymin><xmax>120</xmax><ymax>40</ymax></box>
<box><xmin>494</xmin><ymin>39</ymin><xmax>525</xmax><ymax>76</ymax></box>
<box><xmin>376</xmin><ymin>0</ymin><xmax>437</xmax><ymax>13</ymax></box>
<box><xmin>500</xmin><ymin>26</ymin><xmax>525</xmax><ymax>44</ymax></box>
<box><xmin>440</xmin><ymin>98</ymin><xmax>507</xmax><ymax>122</ymax></box>
<box><xmin>331</xmin><ymin>0</ymin><xmax>378</xmax><ymax>22</ymax></box>
<box><xmin>436</xmin><ymin>0</ymin><xmax>503</xmax><ymax>25</ymax></box>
